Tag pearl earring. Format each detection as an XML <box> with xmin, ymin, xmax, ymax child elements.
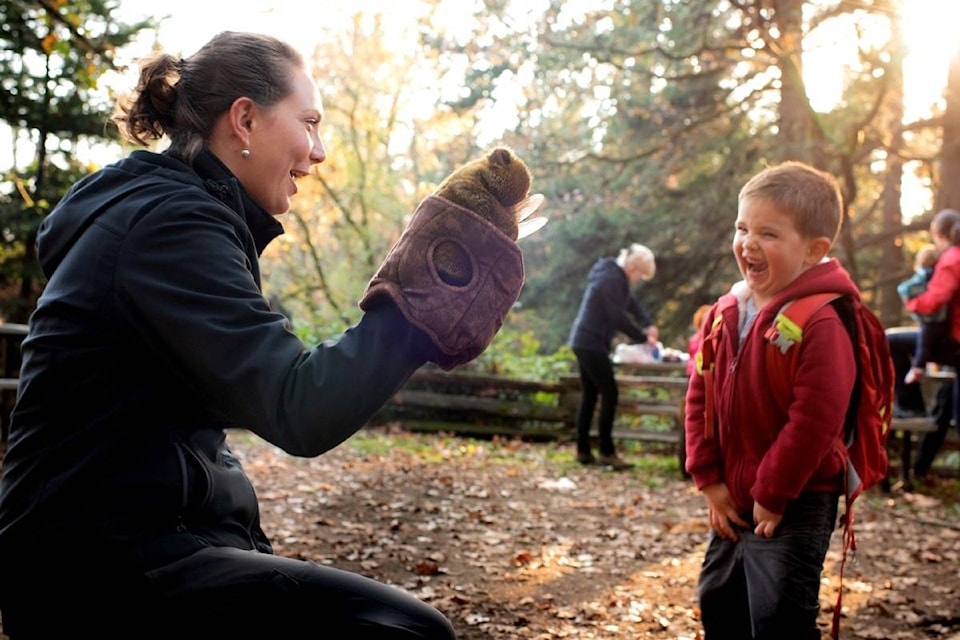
<box><xmin>241</xmin><ymin>148</ymin><xmax>251</xmax><ymax>159</ymax></box>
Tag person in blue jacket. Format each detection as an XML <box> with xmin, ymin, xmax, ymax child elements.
<box><xmin>568</xmin><ymin>244</ymin><xmax>658</xmax><ymax>470</ymax></box>
<box><xmin>0</xmin><ymin>31</ymin><xmax>523</xmax><ymax>639</ymax></box>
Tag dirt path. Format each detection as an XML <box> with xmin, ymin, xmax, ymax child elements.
<box><xmin>1</xmin><ymin>427</ymin><xmax>954</xmax><ymax>638</ymax></box>
<box><xmin>236</xmin><ymin>427</ymin><xmax>959</xmax><ymax>640</ymax></box>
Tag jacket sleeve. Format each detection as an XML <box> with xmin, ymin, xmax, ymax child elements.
<box><xmin>117</xmin><ymin>202</ymin><xmax>433</xmax><ymax>458</ymax></box>
<box><xmin>751</xmin><ymin>309</ymin><xmax>855</xmax><ymax>513</ymax></box>
<box><xmin>683</xmin><ymin>305</ymin><xmax>724</xmax><ymax>488</ymax></box>
<box><xmin>905</xmin><ymin>255</ymin><xmax>960</xmax><ymax>317</ymax></box>
<box><xmin>896</xmin><ymin>271</ymin><xmax>925</xmax><ymax>302</ymax></box>
<box><xmin>621</xmin><ymin>293</ymin><xmax>653</xmax><ymax>340</ymax></box>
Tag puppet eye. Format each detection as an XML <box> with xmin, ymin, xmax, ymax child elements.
<box><xmin>432</xmin><ymin>240</ymin><xmax>474</xmax><ymax>287</ymax></box>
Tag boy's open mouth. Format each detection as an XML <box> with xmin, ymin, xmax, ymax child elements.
<box><xmin>746</xmin><ymin>259</ymin><xmax>768</xmax><ymax>276</ymax></box>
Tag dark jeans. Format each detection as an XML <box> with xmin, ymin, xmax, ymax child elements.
<box><xmin>0</xmin><ymin>546</ymin><xmax>457</xmax><ymax>639</ymax></box>
<box><xmin>916</xmin><ymin>381</ymin><xmax>958</xmax><ymax>476</ymax></box>
<box><xmin>887</xmin><ymin>327</ymin><xmax>958</xmax><ymax>476</ymax></box>
<box><xmin>573</xmin><ymin>348</ymin><xmax>618</xmax><ymax>456</ymax></box>
<box><xmin>698</xmin><ymin>492</ymin><xmax>839</xmax><ymax>640</ymax></box>
<box><xmin>913</xmin><ymin>320</ymin><xmax>950</xmax><ymax>370</ymax></box>
<box><xmin>888</xmin><ymin>327</ymin><xmax>927</xmax><ymax>415</ymax></box>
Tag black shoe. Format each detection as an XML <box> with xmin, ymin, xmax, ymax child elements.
<box><xmin>576</xmin><ymin>451</ymin><xmax>596</xmax><ymax>465</ymax></box>
<box><xmin>597</xmin><ymin>454</ymin><xmax>634</xmax><ymax>470</ymax></box>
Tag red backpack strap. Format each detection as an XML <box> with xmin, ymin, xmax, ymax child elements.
<box><xmin>763</xmin><ymin>293</ymin><xmax>842</xmax><ymax>405</ymax></box>
<box><xmin>696</xmin><ymin>295</ymin><xmax>737</xmax><ymax>439</ymax></box>
<box><xmin>698</xmin><ymin>313</ymin><xmax>724</xmax><ymax>439</ymax></box>
<box><xmin>764</xmin><ymin>292</ymin><xmax>871</xmax><ymax>640</ymax></box>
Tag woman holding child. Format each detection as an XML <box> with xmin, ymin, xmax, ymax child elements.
<box><xmin>901</xmin><ymin>208</ymin><xmax>960</xmax><ymax>482</ymax></box>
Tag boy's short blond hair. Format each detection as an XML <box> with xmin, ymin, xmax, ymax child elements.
<box><xmin>739</xmin><ymin>161</ymin><xmax>843</xmax><ymax>242</ymax></box>
<box><xmin>617</xmin><ymin>243</ymin><xmax>656</xmax><ymax>280</ymax></box>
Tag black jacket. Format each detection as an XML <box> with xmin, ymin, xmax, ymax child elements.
<box><xmin>0</xmin><ymin>149</ymin><xmax>431</xmax><ymax>566</ymax></box>
<box><xmin>568</xmin><ymin>257</ymin><xmax>652</xmax><ymax>354</ymax></box>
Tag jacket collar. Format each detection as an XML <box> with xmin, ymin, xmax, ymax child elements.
<box><xmin>187</xmin><ymin>149</ymin><xmax>284</xmax><ymax>256</ymax></box>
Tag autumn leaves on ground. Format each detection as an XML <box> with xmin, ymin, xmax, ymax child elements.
<box><xmin>232</xmin><ymin>426</ymin><xmax>959</xmax><ymax>640</ymax></box>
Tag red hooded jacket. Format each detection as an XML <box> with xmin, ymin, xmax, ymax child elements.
<box><xmin>684</xmin><ymin>259</ymin><xmax>858</xmax><ymax>515</ymax></box>
<box><xmin>905</xmin><ymin>244</ymin><xmax>960</xmax><ymax>343</ymax></box>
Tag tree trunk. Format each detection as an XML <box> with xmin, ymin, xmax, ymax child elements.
<box><xmin>774</xmin><ymin>0</ymin><xmax>819</xmax><ymax>164</ymax></box>
<box><xmin>937</xmin><ymin>49</ymin><xmax>960</xmax><ymax>211</ymax></box>
<box><xmin>878</xmin><ymin>6</ymin><xmax>907</xmax><ymax>326</ymax></box>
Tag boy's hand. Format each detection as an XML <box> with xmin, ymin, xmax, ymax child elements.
<box><xmin>753</xmin><ymin>502</ymin><xmax>783</xmax><ymax>538</ymax></box>
<box><xmin>701</xmin><ymin>482</ymin><xmax>749</xmax><ymax>541</ymax></box>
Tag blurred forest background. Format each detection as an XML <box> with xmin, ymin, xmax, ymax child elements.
<box><xmin>2</xmin><ymin>0</ymin><xmax>959</xmax><ymax>377</ymax></box>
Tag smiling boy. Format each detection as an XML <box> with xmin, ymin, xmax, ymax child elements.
<box><xmin>684</xmin><ymin>161</ymin><xmax>860</xmax><ymax>639</ymax></box>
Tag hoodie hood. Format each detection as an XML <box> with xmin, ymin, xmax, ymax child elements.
<box><xmin>37</xmin><ymin>150</ymin><xmax>282</xmax><ymax>278</ymax></box>
<box><xmin>588</xmin><ymin>257</ymin><xmax>626</xmax><ymax>286</ymax></box>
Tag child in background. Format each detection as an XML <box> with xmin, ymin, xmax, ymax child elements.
<box><xmin>686</xmin><ymin>304</ymin><xmax>712</xmax><ymax>377</ymax></box>
<box><xmin>897</xmin><ymin>244</ymin><xmax>948</xmax><ymax>384</ymax></box>
<box><xmin>685</xmin><ymin>161</ymin><xmax>859</xmax><ymax>639</ymax></box>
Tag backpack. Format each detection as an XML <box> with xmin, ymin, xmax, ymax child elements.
<box><xmin>698</xmin><ymin>292</ymin><xmax>894</xmax><ymax>640</ymax></box>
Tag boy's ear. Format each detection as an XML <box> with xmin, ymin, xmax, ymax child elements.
<box><xmin>805</xmin><ymin>236</ymin><xmax>832</xmax><ymax>265</ymax></box>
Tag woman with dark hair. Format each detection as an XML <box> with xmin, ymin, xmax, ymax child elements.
<box><xmin>0</xmin><ymin>31</ymin><xmax>521</xmax><ymax>638</ymax></box>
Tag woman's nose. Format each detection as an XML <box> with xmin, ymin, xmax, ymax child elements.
<box><xmin>310</xmin><ymin>136</ymin><xmax>326</xmax><ymax>164</ymax></box>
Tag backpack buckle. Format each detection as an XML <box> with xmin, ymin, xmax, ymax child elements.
<box><xmin>766</xmin><ymin>311</ymin><xmax>804</xmax><ymax>354</ymax></box>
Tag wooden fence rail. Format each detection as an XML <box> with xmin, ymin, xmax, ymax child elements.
<box><xmin>372</xmin><ymin>361</ymin><xmax>690</xmax><ymax>467</ymax></box>
<box><xmin>1</xmin><ymin>317</ymin><xmax>955</xmax><ymax>487</ymax></box>
<box><xmin>373</xmin><ymin>360</ymin><xmax>957</xmax><ymax>486</ymax></box>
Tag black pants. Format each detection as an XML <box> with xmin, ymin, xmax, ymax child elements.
<box><xmin>888</xmin><ymin>328</ymin><xmax>927</xmax><ymax>415</ymax></box>
<box><xmin>0</xmin><ymin>546</ymin><xmax>457</xmax><ymax>639</ymax></box>
<box><xmin>573</xmin><ymin>348</ymin><xmax>618</xmax><ymax>456</ymax></box>
<box><xmin>887</xmin><ymin>327</ymin><xmax>958</xmax><ymax>477</ymax></box>
<box><xmin>698</xmin><ymin>492</ymin><xmax>839</xmax><ymax>640</ymax></box>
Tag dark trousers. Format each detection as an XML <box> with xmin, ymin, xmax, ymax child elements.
<box><xmin>916</xmin><ymin>381</ymin><xmax>958</xmax><ymax>477</ymax></box>
<box><xmin>887</xmin><ymin>327</ymin><xmax>958</xmax><ymax>476</ymax></box>
<box><xmin>698</xmin><ymin>492</ymin><xmax>838</xmax><ymax>640</ymax></box>
<box><xmin>913</xmin><ymin>320</ymin><xmax>950</xmax><ymax>370</ymax></box>
<box><xmin>0</xmin><ymin>546</ymin><xmax>457</xmax><ymax>639</ymax></box>
<box><xmin>888</xmin><ymin>328</ymin><xmax>927</xmax><ymax>415</ymax></box>
<box><xmin>573</xmin><ymin>348</ymin><xmax>618</xmax><ymax>456</ymax></box>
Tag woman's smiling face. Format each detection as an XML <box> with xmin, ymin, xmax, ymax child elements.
<box><xmin>240</xmin><ymin>67</ymin><xmax>326</xmax><ymax>216</ymax></box>
<box><xmin>733</xmin><ymin>197</ymin><xmax>824</xmax><ymax>308</ymax></box>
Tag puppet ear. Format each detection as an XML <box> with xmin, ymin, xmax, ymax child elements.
<box><xmin>514</xmin><ymin>194</ymin><xmax>548</xmax><ymax>240</ymax></box>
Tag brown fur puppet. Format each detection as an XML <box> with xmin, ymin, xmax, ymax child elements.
<box><xmin>432</xmin><ymin>147</ymin><xmax>545</xmax><ymax>286</ymax></box>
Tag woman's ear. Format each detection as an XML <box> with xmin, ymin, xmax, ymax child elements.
<box><xmin>227</xmin><ymin>97</ymin><xmax>256</xmax><ymax>143</ymax></box>
<box><xmin>805</xmin><ymin>236</ymin><xmax>832</xmax><ymax>265</ymax></box>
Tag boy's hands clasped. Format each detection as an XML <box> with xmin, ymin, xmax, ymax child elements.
<box><xmin>701</xmin><ymin>482</ymin><xmax>782</xmax><ymax>540</ymax></box>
